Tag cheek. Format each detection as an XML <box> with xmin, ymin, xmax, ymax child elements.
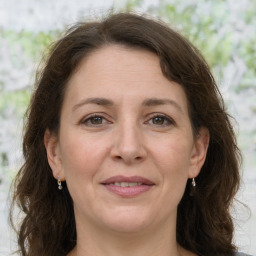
<box><xmin>153</xmin><ymin>136</ymin><xmax>193</xmax><ymax>191</ymax></box>
<box><xmin>156</xmin><ymin>136</ymin><xmax>193</xmax><ymax>171</ymax></box>
<box><xmin>59</xmin><ymin>132</ymin><xmax>109</xmax><ymax>180</ymax></box>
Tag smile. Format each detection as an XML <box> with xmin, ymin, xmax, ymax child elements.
<box><xmin>101</xmin><ymin>176</ymin><xmax>155</xmax><ymax>197</ymax></box>
<box><xmin>110</xmin><ymin>182</ymin><xmax>142</xmax><ymax>187</ymax></box>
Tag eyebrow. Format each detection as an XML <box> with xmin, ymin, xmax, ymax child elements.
<box><xmin>72</xmin><ymin>97</ymin><xmax>183</xmax><ymax>113</ymax></box>
<box><xmin>72</xmin><ymin>97</ymin><xmax>114</xmax><ymax>112</ymax></box>
<box><xmin>142</xmin><ymin>98</ymin><xmax>183</xmax><ymax>113</ymax></box>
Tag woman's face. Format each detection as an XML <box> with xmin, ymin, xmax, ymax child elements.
<box><xmin>46</xmin><ymin>45</ymin><xmax>209</xmax><ymax>234</ymax></box>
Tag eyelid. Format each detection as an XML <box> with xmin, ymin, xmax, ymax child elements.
<box><xmin>78</xmin><ymin>112</ymin><xmax>175</xmax><ymax>127</ymax></box>
<box><xmin>145</xmin><ymin>113</ymin><xmax>176</xmax><ymax>126</ymax></box>
<box><xmin>79</xmin><ymin>113</ymin><xmax>112</xmax><ymax>126</ymax></box>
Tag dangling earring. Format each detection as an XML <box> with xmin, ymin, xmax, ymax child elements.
<box><xmin>192</xmin><ymin>178</ymin><xmax>196</xmax><ymax>187</ymax></box>
<box><xmin>189</xmin><ymin>177</ymin><xmax>196</xmax><ymax>196</ymax></box>
<box><xmin>57</xmin><ymin>176</ymin><xmax>63</xmax><ymax>190</ymax></box>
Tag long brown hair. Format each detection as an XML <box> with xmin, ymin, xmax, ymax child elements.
<box><xmin>10</xmin><ymin>13</ymin><xmax>241</xmax><ymax>256</ymax></box>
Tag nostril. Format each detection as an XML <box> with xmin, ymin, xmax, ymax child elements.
<box><xmin>114</xmin><ymin>155</ymin><xmax>142</xmax><ymax>162</ymax></box>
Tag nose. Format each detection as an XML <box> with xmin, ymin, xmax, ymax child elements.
<box><xmin>110</xmin><ymin>121</ymin><xmax>147</xmax><ymax>164</ymax></box>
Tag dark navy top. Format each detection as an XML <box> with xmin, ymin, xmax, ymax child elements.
<box><xmin>235</xmin><ymin>253</ymin><xmax>254</xmax><ymax>256</ymax></box>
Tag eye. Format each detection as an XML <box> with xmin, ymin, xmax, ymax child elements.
<box><xmin>152</xmin><ymin>116</ymin><xmax>166</xmax><ymax>125</ymax></box>
<box><xmin>89</xmin><ymin>116</ymin><xmax>104</xmax><ymax>124</ymax></box>
<box><xmin>147</xmin><ymin>114</ymin><xmax>174</xmax><ymax>127</ymax></box>
<box><xmin>80</xmin><ymin>114</ymin><xmax>110</xmax><ymax>126</ymax></box>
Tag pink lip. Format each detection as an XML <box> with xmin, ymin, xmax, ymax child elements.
<box><xmin>101</xmin><ymin>175</ymin><xmax>155</xmax><ymax>198</ymax></box>
<box><xmin>101</xmin><ymin>175</ymin><xmax>154</xmax><ymax>185</ymax></box>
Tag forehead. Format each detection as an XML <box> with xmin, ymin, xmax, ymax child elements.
<box><xmin>73</xmin><ymin>45</ymin><xmax>162</xmax><ymax>80</ymax></box>
<box><xmin>65</xmin><ymin>45</ymin><xmax>188</xmax><ymax>110</ymax></box>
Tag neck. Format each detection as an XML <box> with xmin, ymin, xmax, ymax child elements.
<box><xmin>68</xmin><ymin>216</ymin><xmax>189</xmax><ymax>256</ymax></box>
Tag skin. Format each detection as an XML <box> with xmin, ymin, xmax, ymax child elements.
<box><xmin>45</xmin><ymin>45</ymin><xmax>209</xmax><ymax>256</ymax></box>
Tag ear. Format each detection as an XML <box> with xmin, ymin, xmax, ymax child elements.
<box><xmin>188</xmin><ymin>127</ymin><xmax>210</xmax><ymax>179</ymax></box>
<box><xmin>44</xmin><ymin>129</ymin><xmax>65</xmax><ymax>181</ymax></box>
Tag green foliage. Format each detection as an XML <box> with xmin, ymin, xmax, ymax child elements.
<box><xmin>0</xmin><ymin>89</ymin><xmax>31</xmax><ymax>116</ymax></box>
<box><xmin>244</xmin><ymin>0</ymin><xmax>256</xmax><ymax>24</ymax></box>
<box><xmin>3</xmin><ymin>30</ymin><xmax>57</xmax><ymax>61</ymax></box>
<box><xmin>243</xmin><ymin>37</ymin><xmax>256</xmax><ymax>74</ymax></box>
<box><xmin>125</xmin><ymin>0</ymin><xmax>144</xmax><ymax>11</ymax></box>
<box><xmin>155</xmin><ymin>1</ymin><xmax>255</xmax><ymax>88</ymax></box>
<box><xmin>0</xmin><ymin>30</ymin><xmax>58</xmax><ymax>120</ymax></box>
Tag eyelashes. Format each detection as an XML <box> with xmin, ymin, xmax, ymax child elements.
<box><xmin>79</xmin><ymin>113</ymin><xmax>176</xmax><ymax>128</ymax></box>
<box><xmin>145</xmin><ymin>114</ymin><xmax>175</xmax><ymax>127</ymax></box>
<box><xmin>80</xmin><ymin>113</ymin><xmax>111</xmax><ymax>126</ymax></box>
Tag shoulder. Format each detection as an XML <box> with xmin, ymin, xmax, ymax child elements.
<box><xmin>234</xmin><ymin>252</ymin><xmax>254</xmax><ymax>256</ymax></box>
<box><xmin>217</xmin><ymin>252</ymin><xmax>254</xmax><ymax>256</ymax></box>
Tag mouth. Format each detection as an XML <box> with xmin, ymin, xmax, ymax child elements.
<box><xmin>101</xmin><ymin>175</ymin><xmax>155</xmax><ymax>197</ymax></box>
<box><xmin>107</xmin><ymin>182</ymin><xmax>144</xmax><ymax>187</ymax></box>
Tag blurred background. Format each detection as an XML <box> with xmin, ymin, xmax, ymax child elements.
<box><xmin>0</xmin><ymin>0</ymin><xmax>255</xmax><ymax>255</ymax></box>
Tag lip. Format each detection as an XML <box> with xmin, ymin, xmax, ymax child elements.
<box><xmin>101</xmin><ymin>175</ymin><xmax>155</xmax><ymax>198</ymax></box>
<box><xmin>101</xmin><ymin>175</ymin><xmax>155</xmax><ymax>185</ymax></box>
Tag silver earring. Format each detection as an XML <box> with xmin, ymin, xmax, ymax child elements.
<box><xmin>57</xmin><ymin>176</ymin><xmax>63</xmax><ymax>190</ymax></box>
<box><xmin>192</xmin><ymin>178</ymin><xmax>196</xmax><ymax>187</ymax></box>
<box><xmin>189</xmin><ymin>178</ymin><xmax>196</xmax><ymax>196</ymax></box>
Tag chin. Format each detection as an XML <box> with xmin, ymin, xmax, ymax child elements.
<box><xmin>98</xmin><ymin>206</ymin><xmax>156</xmax><ymax>233</ymax></box>
<box><xmin>106</xmin><ymin>220</ymin><xmax>151</xmax><ymax>234</ymax></box>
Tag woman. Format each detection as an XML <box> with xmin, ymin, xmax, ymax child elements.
<box><xmin>10</xmin><ymin>13</ymin><xmax>250</xmax><ymax>256</ymax></box>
